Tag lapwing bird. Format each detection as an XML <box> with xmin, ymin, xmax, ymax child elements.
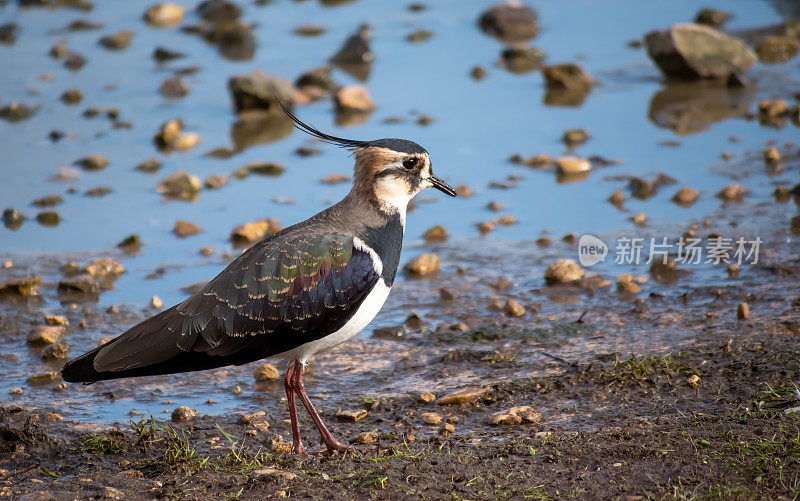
<box><xmin>61</xmin><ymin>104</ymin><xmax>457</xmax><ymax>454</ymax></box>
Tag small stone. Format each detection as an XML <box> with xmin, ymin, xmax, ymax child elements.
<box><xmin>75</xmin><ymin>154</ymin><xmax>108</xmax><ymax>171</ymax></box>
<box><xmin>160</xmin><ymin>76</ymin><xmax>189</xmax><ymax>98</ymax></box>
<box><xmin>254</xmin><ymin>364</ymin><xmax>279</xmax><ymax>381</ymax></box>
<box><xmin>27</xmin><ymin>371</ymin><xmax>61</xmax><ymax>386</ymax></box>
<box><xmin>440</xmin><ymin>423</ymin><xmax>455</xmax><ymax>434</ymax></box>
<box><xmin>694</xmin><ymin>8</ymin><xmax>730</xmax><ymax>28</ymax></box>
<box><xmin>329</xmin><ymin>24</ymin><xmax>373</xmax><ymax>66</ymax></box>
<box><xmin>60</xmin><ymin>89</ymin><xmax>83</xmax><ymax>105</ymax></box>
<box><xmin>173</xmin><ymin>220</ymin><xmax>202</xmax><ymax>237</ymax></box>
<box><xmin>150</xmin><ymin>296</ymin><xmax>163</xmax><ymax>309</ymax></box>
<box><xmin>36</xmin><ymin>211</ymin><xmax>61</xmax><ymax>226</ymax></box>
<box><xmin>144</xmin><ymin>2</ymin><xmax>185</xmax><ymax>27</ymax></box>
<box><xmin>421</xmin><ymin>412</ymin><xmax>442</xmax><ymax>425</ymax></box>
<box><xmin>33</xmin><ymin>194</ymin><xmax>63</xmax><ymax>208</ymax></box>
<box><xmin>407</xmin><ymin>29</ymin><xmax>433</xmax><ymax>43</ymax></box>
<box><xmin>487</xmin><ymin>201</ymin><xmax>504</xmax><ymax>212</ymax></box>
<box><xmin>334</xmin><ymin>85</ymin><xmax>376</xmax><ymax>113</ymax></box>
<box><xmin>99</xmin><ymin>30</ymin><xmax>134</xmax><ymax>50</ymax></box>
<box><xmin>45</xmin><ymin>315</ymin><xmax>69</xmax><ymax>326</ymax></box>
<box><xmin>727</xmin><ymin>263</ymin><xmax>740</xmax><ymax>278</ymax></box>
<box><xmin>228</xmin><ymin>71</ymin><xmax>295</xmax><ymax>113</ymax></box>
<box><xmin>154</xmin><ymin>119</ymin><xmax>183</xmax><ymax>149</ymax></box>
<box><xmin>759</xmin><ymin>99</ymin><xmax>788</xmax><ymax>119</ymax></box>
<box><xmin>10</xmin><ymin>387</ymin><xmax>23</xmax><ymax>395</ymax></box>
<box><xmin>756</xmin><ymin>36</ymin><xmax>799</xmax><ymax>64</ymax></box>
<box><xmin>737</xmin><ymin>302</ymin><xmax>749</xmax><ymax>319</ymax></box>
<box><xmin>156</xmin><ymin>171</ymin><xmax>201</xmax><ymax>200</ymax></box>
<box><xmin>295</xmin><ymin>24</ymin><xmax>326</xmax><ymax>37</ymax></box>
<box><xmin>84</xmin><ymin>258</ymin><xmax>125</xmax><ymax>279</ymax></box>
<box><xmin>295</xmin><ymin>147</ymin><xmax>321</xmax><ymax>157</ymax></box>
<box><xmin>101</xmin><ymin>486</ymin><xmax>125</xmax><ymax>500</ymax></box>
<box><xmin>372</xmin><ymin>325</ymin><xmax>405</xmax><ymax>340</ymax></box>
<box><xmin>686</xmin><ymin>374</ymin><xmax>700</xmax><ymax>387</ymax></box>
<box><xmin>243</xmin><ymin>162</ymin><xmax>284</xmax><ymax>177</ymax></box>
<box><xmin>85</xmin><ymin>186</ymin><xmax>112</xmax><ymax>197</ymax></box>
<box><xmin>497</xmin><ymin>215</ymin><xmax>517</xmax><ymax>225</ymax></box>
<box><xmin>471</xmin><ymin>65</ymin><xmax>487</xmax><ymax>80</ymax></box>
<box><xmin>27</xmin><ymin>326</ymin><xmax>64</xmax><ymax>345</ymax></box>
<box><xmin>716</xmin><ymin>184</ymin><xmax>747</xmax><ymax>202</ymax></box>
<box><xmin>617</xmin><ymin>277</ymin><xmax>641</xmax><ymax>294</ymax></box>
<box><xmin>632</xmin><ymin>212</ymin><xmax>647</xmax><ymax>226</ymax></box>
<box><xmin>252</xmin><ymin>468</ymin><xmax>296</xmax><ymax>480</ymax></box>
<box><xmin>171</xmin><ymin>406</ymin><xmax>198</xmax><ymax>422</ymax></box>
<box><xmin>763</xmin><ymin>147</ymin><xmax>780</xmax><ymax>163</ymax></box>
<box><xmin>437</xmin><ymin>387</ymin><xmax>489</xmax><ymax>405</ymax></box>
<box><xmin>455</xmin><ymin>185</ymin><xmax>474</xmax><ymax>197</ymax></box>
<box><xmin>504</xmin><ymin>299</ymin><xmax>525</xmax><ymax>317</ymax></box>
<box><xmin>173</xmin><ymin>133</ymin><xmax>201</xmax><ymax>152</ymax></box>
<box><xmin>153</xmin><ymin>46</ymin><xmax>184</xmax><ymax>61</ymax></box>
<box><xmin>337</xmin><ymin>409</ymin><xmax>368</xmax><ymax>422</ymax></box>
<box><xmin>543</xmin><ymin>63</ymin><xmax>592</xmax><ymax>91</ymax></box>
<box><xmin>0</xmin><ymin>23</ymin><xmax>18</xmax><ymax>44</ymax></box>
<box><xmin>350</xmin><ymin>431</ymin><xmax>378</xmax><ymax>445</ymax></box>
<box><xmin>117</xmin><ymin>234</ymin><xmax>142</xmax><ymax>252</ymax></box>
<box><xmin>477</xmin><ymin>221</ymin><xmax>495</xmax><ymax>234</ymax></box>
<box><xmin>3</xmin><ymin>208</ymin><xmax>26</xmax><ymax>230</ymax></box>
<box><xmin>41</xmin><ymin>343</ymin><xmax>69</xmax><ymax>360</ymax></box>
<box><xmin>320</xmin><ymin>174</ymin><xmax>349</xmax><ymax>184</ymax></box>
<box><xmin>230</xmin><ymin>219</ymin><xmax>281</xmax><ymax>245</ymax></box>
<box><xmin>64</xmin><ymin>53</ymin><xmax>87</xmax><ymax>71</ymax></box>
<box><xmin>418</xmin><ymin>392</ymin><xmax>436</xmax><ymax>403</ymax></box>
<box><xmin>555</xmin><ymin>157</ymin><xmax>591</xmax><ymax>176</ymax></box>
<box><xmin>562</xmin><ymin>128</ymin><xmax>589</xmax><ymax>146</ymax></box>
<box><xmin>671</xmin><ymin>187</ymin><xmax>699</xmax><ymax>207</ymax></box>
<box><xmin>204</xmin><ymin>174</ymin><xmax>227</xmax><ymax>189</ymax></box>
<box><xmin>58</xmin><ymin>275</ymin><xmax>100</xmax><ymax>295</ymax></box>
<box><xmin>498</xmin><ymin>44</ymin><xmax>544</xmax><ymax>73</ymax></box>
<box><xmin>404</xmin><ymin>254</ymin><xmax>440</xmax><ymax>276</ymax></box>
<box><xmin>608</xmin><ymin>189</ymin><xmax>625</xmax><ymax>206</ymax></box>
<box><xmin>489</xmin><ymin>406</ymin><xmax>542</xmax><ymax>425</ymax></box>
<box><xmin>136</xmin><ymin>158</ymin><xmax>162</xmax><ymax>173</ymax></box>
<box><xmin>478</xmin><ymin>1</ymin><xmax>539</xmax><ymax>42</ymax></box>
<box><xmin>423</xmin><ymin>225</ymin><xmax>448</xmax><ymax>242</ymax></box>
<box><xmin>544</xmin><ymin>259</ymin><xmax>584</xmax><ymax>284</ymax></box>
<box><xmin>536</xmin><ymin>237</ymin><xmax>551</xmax><ymax>247</ymax></box>
<box><xmin>199</xmin><ymin>246</ymin><xmax>214</xmax><ymax>257</ymax></box>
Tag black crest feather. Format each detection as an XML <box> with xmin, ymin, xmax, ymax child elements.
<box><xmin>276</xmin><ymin>99</ymin><xmax>370</xmax><ymax>149</ymax></box>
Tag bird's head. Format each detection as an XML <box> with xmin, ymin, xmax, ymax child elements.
<box><xmin>279</xmin><ymin>102</ymin><xmax>456</xmax><ymax>214</ymax></box>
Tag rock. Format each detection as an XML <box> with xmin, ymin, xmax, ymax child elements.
<box><xmin>686</xmin><ymin>374</ymin><xmax>700</xmax><ymax>387</ymax></box>
<box><xmin>372</xmin><ymin>325</ymin><xmax>405</xmax><ymax>340</ymax></box>
<box><xmin>543</xmin><ymin>63</ymin><xmax>592</xmax><ymax>90</ymax></box>
<box><xmin>173</xmin><ymin>133</ymin><xmax>201</xmax><ymax>152</ymax></box>
<box><xmin>228</xmin><ymin>71</ymin><xmax>294</xmax><ymax>113</ymax></box>
<box><xmin>199</xmin><ymin>246</ymin><xmax>214</xmax><ymax>257</ymax></box>
<box><xmin>737</xmin><ymin>302</ymin><xmax>749</xmax><ymax>319</ymax></box>
<box><xmin>10</xmin><ymin>387</ymin><xmax>22</xmax><ymax>395</ymax></box>
<box><xmin>197</xmin><ymin>0</ymin><xmax>241</xmax><ymax>22</ymax></box>
<box><xmin>136</xmin><ymin>158</ymin><xmax>162</xmax><ymax>173</ymax></box>
<box><xmin>536</xmin><ymin>237</ymin><xmax>551</xmax><ymax>247</ymax></box>
<box><xmin>350</xmin><ymin>431</ymin><xmax>378</xmax><ymax>445</ymax></box>
<box><xmin>756</xmin><ymin>36</ymin><xmax>799</xmax><ymax>64</ymax></box>
<box><xmin>254</xmin><ymin>364</ymin><xmax>279</xmax><ymax>381</ymax></box>
<box><xmin>37</xmin><ymin>211</ymin><xmax>61</xmax><ymax>226</ymax></box>
<box><xmin>320</xmin><ymin>174</ymin><xmax>349</xmax><ymax>185</ymax></box>
<box><xmin>478</xmin><ymin>1</ymin><xmax>538</xmax><ymax>42</ymax></box>
<box><xmin>562</xmin><ymin>128</ymin><xmax>589</xmax><ymax>146</ymax></box>
<box><xmin>117</xmin><ymin>234</ymin><xmax>142</xmax><ymax>252</ymax></box>
<box><xmin>555</xmin><ymin>156</ymin><xmax>591</xmax><ymax>175</ymax></box>
<box><xmin>60</xmin><ymin>88</ymin><xmax>83</xmax><ymax>105</ymax></box>
<box><xmin>27</xmin><ymin>371</ymin><xmax>61</xmax><ymax>386</ymax></box>
<box><xmin>503</xmin><ymin>299</ymin><xmax>525</xmax><ymax>316</ymax></box>
<box><xmin>632</xmin><ymin>212</ymin><xmax>647</xmax><ymax>226</ymax></box>
<box><xmin>440</xmin><ymin>423</ymin><xmax>455</xmax><ymax>434</ymax></box>
<box><xmin>295</xmin><ymin>67</ymin><xmax>334</xmax><ymax>100</ymax></box>
<box><xmin>727</xmin><ymin>263</ymin><xmax>740</xmax><ymax>278</ymax></box>
<box><xmin>418</xmin><ymin>392</ymin><xmax>436</xmax><ymax>403</ymax></box>
<box><xmin>0</xmin><ymin>102</ymin><xmax>39</xmax><ymax>122</ymax></box>
<box><xmin>160</xmin><ymin>76</ymin><xmax>189</xmax><ymax>98</ymax></box>
<box><xmin>498</xmin><ymin>44</ymin><xmax>544</xmax><ymax>73</ymax></box>
<box><xmin>716</xmin><ymin>184</ymin><xmax>747</xmax><ymax>202</ymax></box>
<box><xmin>694</xmin><ymin>8</ymin><xmax>729</xmax><ymax>28</ymax></box>
<box><xmin>230</xmin><ymin>219</ymin><xmax>281</xmax><ymax>245</ymax></box>
<box><xmin>171</xmin><ymin>406</ymin><xmax>198</xmax><ymax>422</ymax></box>
<box><xmin>240</xmin><ymin>162</ymin><xmax>284</xmax><ymax>177</ymax></box>
<box><xmin>644</xmin><ymin>24</ymin><xmax>756</xmax><ymax>80</ymax></box>
<box><xmin>86</xmin><ymin>186</ymin><xmax>112</xmax><ymax>197</ymax></box>
<box><xmin>791</xmin><ymin>215</ymin><xmax>800</xmax><ymax>234</ymax></box>
<box><xmin>671</xmin><ymin>187</ymin><xmax>699</xmax><ymax>206</ymax></box>
<box><xmin>144</xmin><ymin>3</ymin><xmax>185</xmax><ymax>27</ymax></box>
<box><xmin>295</xmin><ymin>147</ymin><xmax>321</xmax><ymax>157</ymax></box>
<box><xmin>27</xmin><ymin>326</ymin><xmax>64</xmax><ymax>345</ymax></box>
<box><xmin>156</xmin><ymin>171</ymin><xmax>201</xmax><ymax>200</ymax></box>
<box><xmin>74</xmin><ymin>154</ymin><xmax>108</xmax><ymax>171</ymax></box>
<box><xmin>763</xmin><ymin>147</ymin><xmax>780</xmax><ymax>163</ymax></box>
<box><xmin>544</xmin><ymin>259</ymin><xmax>584</xmax><ymax>284</ymax></box>
<box><xmin>295</xmin><ymin>24</ymin><xmax>326</xmax><ymax>37</ymax></box>
<box><xmin>99</xmin><ymin>30</ymin><xmax>134</xmax><ymax>50</ymax></box>
<box><xmin>101</xmin><ymin>486</ymin><xmax>125</xmax><ymax>500</ymax></box>
<box><xmin>58</xmin><ymin>275</ymin><xmax>100</xmax><ymax>295</ymax></box>
<box><xmin>174</xmin><ymin>220</ymin><xmax>202</xmax><ymax>237</ymax></box>
<box><xmin>437</xmin><ymin>387</ymin><xmax>489</xmax><ymax>405</ymax></box>
<box><xmin>407</xmin><ymin>29</ymin><xmax>433</xmax><ymax>43</ymax></box>
<box><xmin>608</xmin><ymin>189</ymin><xmax>625</xmax><ymax>207</ymax></box>
<box><xmin>252</xmin><ymin>468</ymin><xmax>296</xmax><ymax>480</ymax></box>
<box><xmin>33</xmin><ymin>194</ymin><xmax>63</xmax><ymax>207</ymax></box>
<box><xmin>204</xmin><ymin>174</ymin><xmax>227</xmax><ymax>189</ymax></box>
<box><xmin>471</xmin><ymin>65</ymin><xmax>487</xmax><ymax>80</ymax></box>
<box><xmin>64</xmin><ymin>53</ymin><xmax>86</xmax><ymax>71</ymax></box>
<box><xmin>758</xmin><ymin>99</ymin><xmax>789</xmax><ymax>123</ymax></box>
<box><xmin>404</xmin><ymin>254</ymin><xmax>440</xmax><ymax>276</ymax></box>
<box><xmin>617</xmin><ymin>276</ymin><xmax>641</xmax><ymax>294</ymax></box>
<box><xmin>489</xmin><ymin>406</ymin><xmax>542</xmax><ymax>425</ymax></box>
<box><xmin>45</xmin><ymin>315</ymin><xmax>69</xmax><ymax>326</ymax></box>
<box><xmin>423</xmin><ymin>225</ymin><xmax>448</xmax><ymax>242</ymax></box>
<box><xmin>41</xmin><ymin>343</ymin><xmax>69</xmax><ymax>360</ymax></box>
<box><xmin>84</xmin><ymin>258</ymin><xmax>125</xmax><ymax>279</ymax></box>
<box><xmin>649</xmin><ymin>257</ymin><xmax>678</xmax><ymax>282</ymax></box>
<box><xmin>455</xmin><ymin>185</ymin><xmax>474</xmax><ymax>197</ymax></box>
<box><xmin>330</xmin><ymin>24</ymin><xmax>373</xmax><ymax>66</ymax></box>
<box><xmin>0</xmin><ymin>23</ymin><xmax>18</xmax><ymax>44</ymax></box>
<box><xmin>337</xmin><ymin>409</ymin><xmax>367</xmax><ymax>422</ymax></box>
<box><xmin>477</xmin><ymin>221</ymin><xmax>495</xmax><ymax>234</ymax></box>
<box><xmin>3</xmin><ymin>208</ymin><xmax>26</xmax><ymax>230</ymax></box>
<box><xmin>421</xmin><ymin>412</ymin><xmax>442</xmax><ymax>425</ymax></box>
<box><xmin>153</xmin><ymin>46</ymin><xmax>184</xmax><ymax>61</ymax></box>
<box><xmin>334</xmin><ymin>85</ymin><xmax>376</xmax><ymax>114</ymax></box>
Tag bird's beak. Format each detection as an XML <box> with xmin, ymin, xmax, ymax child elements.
<box><xmin>430</xmin><ymin>175</ymin><xmax>457</xmax><ymax>197</ymax></box>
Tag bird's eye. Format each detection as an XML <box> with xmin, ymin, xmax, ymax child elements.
<box><xmin>402</xmin><ymin>158</ymin><xmax>418</xmax><ymax>169</ymax></box>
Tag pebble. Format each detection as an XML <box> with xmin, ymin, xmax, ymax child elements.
<box><xmin>10</xmin><ymin>387</ymin><xmax>22</xmax><ymax>395</ymax></box>
<box><xmin>671</xmin><ymin>187</ymin><xmax>699</xmax><ymax>206</ymax></box>
<box><xmin>504</xmin><ymin>299</ymin><xmax>525</xmax><ymax>317</ymax></box>
<box><xmin>144</xmin><ymin>3</ymin><xmax>185</xmax><ymax>27</ymax></box>
<box><xmin>437</xmin><ymin>387</ymin><xmax>489</xmax><ymax>405</ymax></box>
<box><xmin>171</xmin><ymin>406</ymin><xmax>199</xmax><ymax>422</ymax></box>
<box><xmin>101</xmin><ymin>486</ymin><xmax>125</xmax><ymax>500</ymax></box>
<box><xmin>562</xmin><ymin>128</ymin><xmax>590</xmax><ymax>146</ymax></box>
<box><xmin>617</xmin><ymin>276</ymin><xmax>641</xmax><ymax>294</ymax></box>
<box><xmin>536</xmin><ymin>237</ymin><xmax>551</xmax><ymax>247</ymax></box>
<box><xmin>0</xmin><ymin>23</ymin><xmax>18</xmax><ymax>44</ymax></box>
<box><xmin>763</xmin><ymin>147</ymin><xmax>780</xmax><ymax>163</ymax></box>
<box><xmin>154</xmin><ymin>118</ymin><xmax>182</xmax><ymax>148</ymax></box>
<box><xmin>421</xmin><ymin>412</ymin><xmax>442</xmax><ymax>425</ymax></box>
<box><xmin>756</xmin><ymin>36</ymin><xmax>799</xmax><ymax>64</ymax></box>
<box><xmin>99</xmin><ymin>30</ymin><xmax>134</xmax><ymax>50</ymax></box>
<box><xmin>252</xmin><ymin>468</ymin><xmax>296</xmax><ymax>481</ymax></box>
<box><xmin>153</xmin><ymin>46</ymin><xmax>184</xmax><ymax>61</ymax></box>
<box><xmin>136</xmin><ymin>158</ymin><xmax>162</xmax><ymax>173</ymax></box>
<box><xmin>404</xmin><ymin>254</ymin><xmax>440</xmax><ymax>276</ymax></box>
<box><xmin>498</xmin><ymin>44</ymin><xmax>544</xmax><ymax>73</ymax></box>
<box><xmin>64</xmin><ymin>53</ymin><xmax>86</xmax><ymax>71</ymax></box>
<box><xmin>423</xmin><ymin>225</ymin><xmax>448</xmax><ymax>242</ymax></box>
<box><xmin>230</xmin><ymin>218</ymin><xmax>281</xmax><ymax>244</ymax></box>
<box><xmin>3</xmin><ymin>208</ymin><xmax>26</xmax><ymax>230</ymax></box>
<box><xmin>686</xmin><ymin>374</ymin><xmax>700</xmax><ymax>387</ymax></box>
<box><xmin>418</xmin><ymin>392</ymin><xmax>436</xmax><ymax>403</ymax></box>
<box><xmin>117</xmin><ymin>234</ymin><xmax>142</xmax><ymax>252</ymax></box>
<box><xmin>27</xmin><ymin>371</ymin><xmax>61</xmax><ymax>386</ymax></box>
<box><xmin>37</xmin><ymin>211</ymin><xmax>61</xmax><ymax>226</ymax></box>
<box><xmin>228</xmin><ymin>70</ymin><xmax>295</xmax><ymax>113</ymax></box>
<box><xmin>477</xmin><ymin>221</ymin><xmax>495</xmax><ymax>234</ymax></box>
<box><xmin>156</xmin><ymin>171</ymin><xmax>201</xmax><ymax>200</ymax></box>
<box><xmin>555</xmin><ymin>156</ymin><xmax>591</xmax><ymax>175</ymax></box>
<box><xmin>489</xmin><ymin>406</ymin><xmax>542</xmax><ymax>425</ymax></box>
<box><xmin>407</xmin><ymin>29</ymin><xmax>433</xmax><ymax>43</ymax></box>
<box><xmin>337</xmin><ymin>409</ymin><xmax>367</xmax><ymax>422</ymax></box>
<box><xmin>295</xmin><ymin>146</ymin><xmax>321</xmax><ymax>157</ymax></box>
<box><xmin>478</xmin><ymin>1</ymin><xmax>539</xmax><ymax>42</ymax></box>
<box><xmin>173</xmin><ymin>220</ymin><xmax>202</xmax><ymax>237</ymax></box>
<box><xmin>27</xmin><ymin>326</ymin><xmax>64</xmax><ymax>345</ymax></box>
<box><xmin>737</xmin><ymin>302</ymin><xmax>749</xmax><ymax>319</ymax></box>
<box><xmin>173</xmin><ymin>132</ymin><xmax>201</xmax><ymax>152</ymax></box>
<box><xmin>240</xmin><ymin>162</ymin><xmax>284</xmax><ymax>177</ymax></box>
<box><xmin>41</xmin><ymin>343</ymin><xmax>69</xmax><ymax>360</ymax></box>
<box><xmin>204</xmin><ymin>174</ymin><xmax>227</xmax><ymax>189</ymax></box>
<box><xmin>350</xmin><ymin>431</ymin><xmax>378</xmax><ymax>445</ymax></box>
<box><xmin>86</xmin><ymin>186</ymin><xmax>112</xmax><ymax>197</ymax></box>
<box><xmin>295</xmin><ymin>24</ymin><xmax>326</xmax><ymax>37</ymax></box>
<box><xmin>334</xmin><ymin>85</ymin><xmax>376</xmax><ymax>113</ymax></box>
<box><xmin>758</xmin><ymin>99</ymin><xmax>788</xmax><ymax>119</ymax></box>
<box><xmin>727</xmin><ymin>263</ymin><xmax>740</xmax><ymax>278</ymax></box>
<box><xmin>455</xmin><ymin>184</ymin><xmax>474</xmax><ymax>197</ymax></box>
<box><xmin>470</xmin><ymin>65</ymin><xmax>487</xmax><ymax>80</ymax></box>
<box><xmin>74</xmin><ymin>154</ymin><xmax>108</xmax><ymax>171</ymax></box>
<box><xmin>543</xmin><ymin>63</ymin><xmax>592</xmax><ymax>91</ymax></box>
<box><xmin>254</xmin><ymin>364</ymin><xmax>279</xmax><ymax>381</ymax></box>
<box><xmin>608</xmin><ymin>189</ymin><xmax>625</xmax><ymax>206</ymax></box>
<box><xmin>58</xmin><ymin>275</ymin><xmax>100</xmax><ymax>295</ymax></box>
<box><xmin>330</xmin><ymin>24</ymin><xmax>373</xmax><ymax>66</ymax></box>
<box><xmin>695</xmin><ymin>8</ymin><xmax>730</xmax><ymax>28</ymax></box>
<box><xmin>60</xmin><ymin>89</ymin><xmax>83</xmax><ymax>105</ymax></box>
<box><xmin>150</xmin><ymin>296</ymin><xmax>163</xmax><ymax>309</ymax></box>
<box><xmin>716</xmin><ymin>184</ymin><xmax>747</xmax><ymax>202</ymax></box>
<box><xmin>440</xmin><ymin>423</ymin><xmax>455</xmax><ymax>434</ymax></box>
<box><xmin>84</xmin><ymin>258</ymin><xmax>125</xmax><ymax>279</ymax></box>
<box><xmin>199</xmin><ymin>246</ymin><xmax>214</xmax><ymax>257</ymax></box>
<box><xmin>632</xmin><ymin>212</ymin><xmax>647</xmax><ymax>226</ymax></box>
<box><xmin>45</xmin><ymin>315</ymin><xmax>68</xmax><ymax>326</ymax></box>
<box><xmin>544</xmin><ymin>259</ymin><xmax>584</xmax><ymax>284</ymax></box>
<box><xmin>33</xmin><ymin>194</ymin><xmax>63</xmax><ymax>207</ymax></box>
<box><xmin>160</xmin><ymin>76</ymin><xmax>189</xmax><ymax>98</ymax></box>
<box><xmin>320</xmin><ymin>174</ymin><xmax>349</xmax><ymax>184</ymax></box>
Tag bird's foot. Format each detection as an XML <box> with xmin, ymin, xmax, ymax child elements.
<box><xmin>308</xmin><ymin>441</ymin><xmax>349</xmax><ymax>455</ymax></box>
<box><xmin>292</xmin><ymin>441</ymin><xmax>305</xmax><ymax>455</ymax></box>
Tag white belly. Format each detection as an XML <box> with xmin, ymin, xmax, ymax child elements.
<box><xmin>275</xmin><ymin>279</ymin><xmax>391</xmax><ymax>366</ymax></box>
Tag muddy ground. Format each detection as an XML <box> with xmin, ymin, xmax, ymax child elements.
<box><xmin>2</xmin><ymin>318</ymin><xmax>800</xmax><ymax>500</ymax></box>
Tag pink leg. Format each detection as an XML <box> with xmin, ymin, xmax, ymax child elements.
<box><xmin>284</xmin><ymin>364</ymin><xmax>304</xmax><ymax>454</ymax></box>
<box><xmin>291</xmin><ymin>360</ymin><xmax>348</xmax><ymax>453</ymax></box>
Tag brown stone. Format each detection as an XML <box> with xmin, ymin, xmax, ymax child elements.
<box><xmin>437</xmin><ymin>387</ymin><xmax>489</xmax><ymax>405</ymax></box>
<box><xmin>404</xmin><ymin>254</ymin><xmax>440</xmax><ymax>276</ymax></box>
<box><xmin>144</xmin><ymin>3</ymin><xmax>185</xmax><ymax>27</ymax></box>
<box><xmin>173</xmin><ymin>220</ymin><xmax>201</xmax><ymax>237</ymax></box>
<box><xmin>737</xmin><ymin>302</ymin><xmax>749</xmax><ymax>319</ymax></box>
<box><xmin>504</xmin><ymin>299</ymin><xmax>525</xmax><ymax>317</ymax></box>
<box><xmin>254</xmin><ymin>364</ymin><xmax>280</xmax><ymax>381</ymax></box>
<box><xmin>337</xmin><ymin>409</ymin><xmax>368</xmax><ymax>422</ymax></box>
<box><xmin>671</xmin><ymin>186</ymin><xmax>699</xmax><ymax>206</ymax></box>
<box><xmin>544</xmin><ymin>259</ymin><xmax>584</xmax><ymax>284</ymax></box>
<box><xmin>489</xmin><ymin>406</ymin><xmax>542</xmax><ymax>425</ymax></box>
<box><xmin>334</xmin><ymin>85</ymin><xmax>376</xmax><ymax>113</ymax></box>
<box><xmin>27</xmin><ymin>326</ymin><xmax>64</xmax><ymax>345</ymax></box>
<box><xmin>171</xmin><ymin>405</ymin><xmax>199</xmax><ymax>422</ymax></box>
<box><xmin>421</xmin><ymin>412</ymin><xmax>442</xmax><ymax>425</ymax></box>
<box><xmin>230</xmin><ymin>218</ymin><xmax>281</xmax><ymax>245</ymax></box>
<box><xmin>423</xmin><ymin>225</ymin><xmax>448</xmax><ymax>242</ymax></box>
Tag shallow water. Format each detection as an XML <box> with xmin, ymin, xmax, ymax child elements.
<box><xmin>0</xmin><ymin>0</ymin><xmax>798</xmax><ymax>425</ymax></box>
